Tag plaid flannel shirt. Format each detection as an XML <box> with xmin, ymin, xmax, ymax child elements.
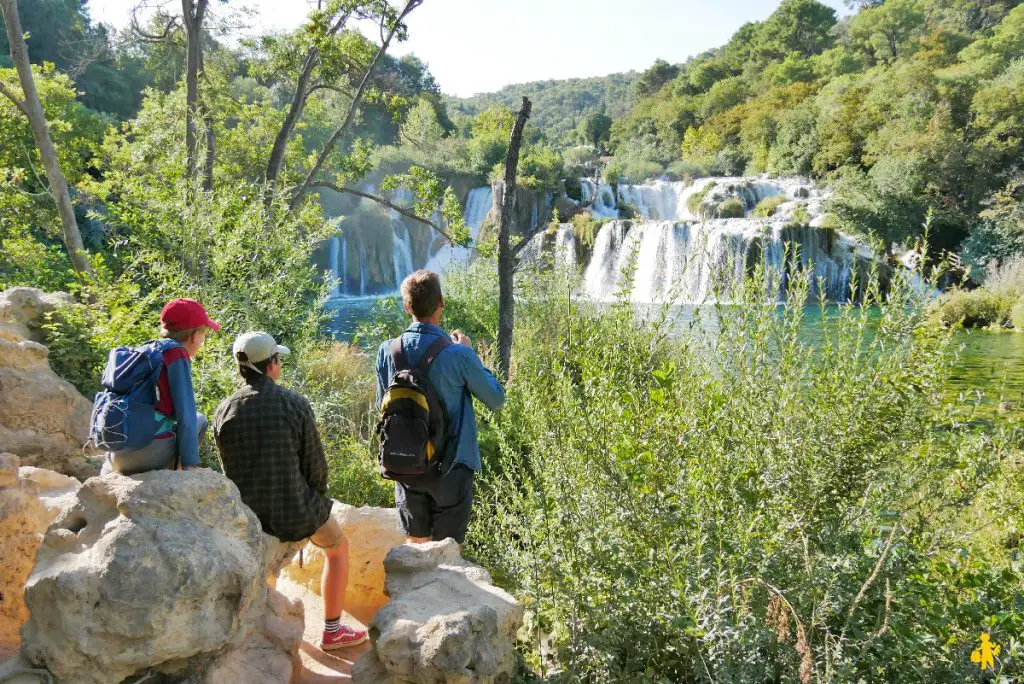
<box><xmin>213</xmin><ymin>376</ymin><xmax>331</xmax><ymax>542</ymax></box>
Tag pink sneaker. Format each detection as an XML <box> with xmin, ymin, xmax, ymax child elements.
<box><xmin>320</xmin><ymin>625</ymin><xmax>368</xmax><ymax>651</ymax></box>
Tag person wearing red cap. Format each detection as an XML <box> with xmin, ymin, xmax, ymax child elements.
<box><xmin>101</xmin><ymin>298</ymin><xmax>220</xmax><ymax>475</ymax></box>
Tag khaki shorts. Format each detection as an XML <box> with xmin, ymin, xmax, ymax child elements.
<box><xmin>264</xmin><ymin>515</ymin><xmax>346</xmax><ymax>577</ymax></box>
<box><xmin>309</xmin><ymin>514</ymin><xmax>345</xmax><ymax>549</ymax></box>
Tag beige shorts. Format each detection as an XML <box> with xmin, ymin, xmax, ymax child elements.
<box><xmin>309</xmin><ymin>514</ymin><xmax>345</xmax><ymax>549</ymax></box>
<box><xmin>264</xmin><ymin>516</ymin><xmax>346</xmax><ymax>577</ymax></box>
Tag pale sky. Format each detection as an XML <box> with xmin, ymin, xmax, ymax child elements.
<box><xmin>88</xmin><ymin>0</ymin><xmax>851</xmax><ymax>97</ymax></box>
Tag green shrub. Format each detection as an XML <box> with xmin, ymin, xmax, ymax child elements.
<box><xmin>1012</xmin><ymin>300</ymin><xmax>1024</xmax><ymax>330</ymax></box>
<box><xmin>752</xmin><ymin>194</ymin><xmax>787</xmax><ymax>217</ymax></box>
<box><xmin>716</xmin><ymin>196</ymin><xmax>747</xmax><ymax>218</ymax></box>
<box><xmin>441</xmin><ymin>261</ymin><xmax>1023</xmax><ymax>683</ymax></box>
<box><xmin>929</xmin><ymin>288</ymin><xmax>1013</xmax><ymax>328</ymax></box>
<box><xmin>792</xmin><ymin>201</ymin><xmax>811</xmax><ymax>225</ymax></box>
<box><xmin>686</xmin><ymin>180</ymin><xmax>717</xmax><ymax>217</ymax></box>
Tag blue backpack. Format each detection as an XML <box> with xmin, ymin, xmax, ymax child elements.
<box><xmin>89</xmin><ymin>340</ymin><xmax>175</xmax><ymax>452</ymax></box>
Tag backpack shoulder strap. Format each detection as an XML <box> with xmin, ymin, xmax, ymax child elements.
<box><xmin>417</xmin><ymin>336</ymin><xmax>452</xmax><ymax>374</ymax></box>
<box><xmin>391</xmin><ymin>337</ymin><xmax>410</xmax><ymax>371</ymax></box>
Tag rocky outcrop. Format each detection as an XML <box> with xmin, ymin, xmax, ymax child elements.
<box><xmin>353</xmin><ymin>540</ymin><xmax>524</xmax><ymax>684</ymax></box>
<box><xmin>0</xmin><ymin>454</ymin><xmax>81</xmax><ymax>649</ymax></box>
<box><xmin>281</xmin><ymin>502</ymin><xmax>406</xmax><ymax>623</ymax></box>
<box><xmin>201</xmin><ymin>587</ymin><xmax>305</xmax><ymax>684</ymax></box>
<box><xmin>20</xmin><ymin>470</ymin><xmax>302</xmax><ymax>684</ymax></box>
<box><xmin>0</xmin><ymin>288</ymin><xmax>97</xmax><ymax>477</ymax></box>
<box><xmin>0</xmin><ymin>287</ymin><xmax>73</xmax><ymax>343</ymax></box>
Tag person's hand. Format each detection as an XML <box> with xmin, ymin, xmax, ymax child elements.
<box><xmin>451</xmin><ymin>330</ymin><xmax>473</xmax><ymax>349</ymax></box>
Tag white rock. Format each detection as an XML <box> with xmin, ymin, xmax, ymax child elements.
<box><xmin>21</xmin><ymin>470</ymin><xmax>270</xmax><ymax>684</ymax></box>
<box><xmin>354</xmin><ymin>539</ymin><xmax>524</xmax><ymax>684</ymax></box>
<box><xmin>202</xmin><ymin>587</ymin><xmax>305</xmax><ymax>684</ymax></box>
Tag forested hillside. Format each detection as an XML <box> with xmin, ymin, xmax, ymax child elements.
<box><xmin>603</xmin><ymin>0</ymin><xmax>1024</xmax><ymax>266</ymax></box>
<box><xmin>446</xmin><ymin>72</ymin><xmax>638</xmax><ymax>145</ymax></box>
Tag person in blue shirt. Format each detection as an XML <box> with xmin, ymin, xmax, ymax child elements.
<box><xmin>375</xmin><ymin>270</ymin><xmax>506</xmax><ymax>545</ymax></box>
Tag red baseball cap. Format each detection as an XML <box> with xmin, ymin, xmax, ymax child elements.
<box><xmin>160</xmin><ymin>298</ymin><xmax>221</xmax><ymax>332</ymax></box>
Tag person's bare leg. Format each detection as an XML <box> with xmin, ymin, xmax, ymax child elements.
<box><xmin>406</xmin><ymin>536</ymin><xmax>431</xmax><ymax>544</ymax></box>
<box><xmin>322</xmin><ymin>536</ymin><xmax>349</xmax><ymax>621</ymax></box>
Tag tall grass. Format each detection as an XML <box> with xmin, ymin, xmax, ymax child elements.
<box><xmin>429</xmin><ymin>256</ymin><xmax>1024</xmax><ymax>682</ymax></box>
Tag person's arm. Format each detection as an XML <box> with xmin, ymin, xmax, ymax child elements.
<box><xmin>375</xmin><ymin>342</ymin><xmax>389</xmax><ymax>409</ymax></box>
<box><xmin>166</xmin><ymin>356</ymin><xmax>200</xmax><ymax>468</ymax></box>
<box><xmin>457</xmin><ymin>348</ymin><xmax>506</xmax><ymax>411</ymax></box>
<box><xmin>297</xmin><ymin>398</ymin><xmax>328</xmax><ymax>495</ymax></box>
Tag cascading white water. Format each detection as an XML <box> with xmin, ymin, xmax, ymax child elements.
<box><xmin>555</xmin><ymin>226</ymin><xmax>577</xmax><ymax>272</ymax></box>
<box><xmin>424</xmin><ymin>186</ymin><xmax>493</xmax><ymax>275</ymax></box>
<box><xmin>571</xmin><ymin>176</ymin><xmax>867</xmax><ymax>303</ymax></box>
<box><xmin>328</xmin><ymin>236</ymin><xmax>342</xmax><ymax>296</ymax></box>
<box><xmin>358</xmin><ymin>242</ymin><xmax>367</xmax><ymax>297</ymax></box>
<box><xmin>392</xmin><ymin>220</ymin><xmax>414</xmax><ymax>287</ymax></box>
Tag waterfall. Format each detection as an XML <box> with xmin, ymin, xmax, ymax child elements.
<box><xmin>555</xmin><ymin>226</ymin><xmax>577</xmax><ymax>272</ymax></box>
<box><xmin>359</xmin><ymin>242</ymin><xmax>367</xmax><ymax>297</ymax></box>
<box><xmin>568</xmin><ymin>176</ymin><xmax>870</xmax><ymax>303</ymax></box>
<box><xmin>340</xmin><ymin>238</ymin><xmax>347</xmax><ymax>295</ymax></box>
<box><xmin>328</xmin><ymin>236</ymin><xmax>342</xmax><ymax>297</ymax></box>
<box><xmin>424</xmin><ymin>186</ymin><xmax>493</xmax><ymax>274</ymax></box>
<box><xmin>391</xmin><ymin>220</ymin><xmax>414</xmax><ymax>289</ymax></box>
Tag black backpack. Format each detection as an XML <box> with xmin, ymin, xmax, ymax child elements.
<box><xmin>376</xmin><ymin>335</ymin><xmax>453</xmax><ymax>482</ymax></box>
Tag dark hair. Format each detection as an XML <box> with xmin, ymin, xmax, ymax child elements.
<box><xmin>237</xmin><ymin>352</ymin><xmax>278</xmax><ymax>383</ymax></box>
<box><xmin>400</xmin><ymin>270</ymin><xmax>442</xmax><ymax>318</ymax></box>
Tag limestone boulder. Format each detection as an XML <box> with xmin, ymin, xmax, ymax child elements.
<box><xmin>17</xmin><ymin>466</ymin><xmax>81</xmax><ymax>525</ymax></box>
<box><xmin>0</xmin><ymin>454</ymin><xmax>47</xmax><ymax>649</ymax></box>
<box><xmin>281</xmin><ymin>502</ymin><xmax>405</xmax><ymax>623</ymax></box>
<box><xmin>201</xmin><ymin>587</ymin><xmax>305</xmax><ymax>684</ymax></box>
<box><xmin>0</xmin><ymin>289</ymin><xmax>97</xmax><ymax>477</ymax></box>
<box><xmin>0</xmin><ymin>455</ymin><xmax>81</xmax><ymax>650</ymax></box>
<box><xmin>353</xmin><ymin>539</ymin><xmax>524</xmax><ymax>684</ymax></box>
<box><xmin>21</xmin><ymin>470</ymin><xmax>270</xmax><ymax>684</ymax></box>
<box><xmin>0</xmin><ymin>287</ymin><xmax>73</xmax><ymax>343</ymax></box>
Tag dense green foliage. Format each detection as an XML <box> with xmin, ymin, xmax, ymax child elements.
<box><xmin>0</xmin><ymin>0</ymin><xmax>152</xmax><ymax>117</ymax></box>
<box><xmin>0</xmin><ymin>1</ymin><xmax>465</xmax><ymax>479</ymax></box>
<box><xmin>607</xmin><ymin>0</ymin><xmax>1024</xmax><ymax>262</ymax></box>
<box><xmin>447</xmin><ymin>72</ymin><xmax>638</xmax><ymax>146</ymax></box>
<box><xmin>930</xmin><ymin>256</ymin><xmax>1024</xmax><ymax>329</ymax></box>
<box><xmin>427</xmin><ymin>259</ymin><xmax>1022</xmax><ymax>682</ymax></box>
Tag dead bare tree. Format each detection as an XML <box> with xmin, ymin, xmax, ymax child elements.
<box><xmin>0</xmin><ymin>0</ymin><xmax>94</xmax><ymax>276</ymax></box>
<box><xmin>496</xmin><ymin>96</ymin><xmax>532</xmax><ymax>380</ymax></box>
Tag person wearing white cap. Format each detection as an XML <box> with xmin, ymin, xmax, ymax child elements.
<box><xmin>213</xmin><ymin>332</ymin><xmax>367</xmax><ymax>650</ymax></box>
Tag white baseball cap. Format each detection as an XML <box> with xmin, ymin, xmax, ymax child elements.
<box><xmin>233</xmin><ymin>332</ymin><xmax>290</xmax><ymax>373</ymax></box>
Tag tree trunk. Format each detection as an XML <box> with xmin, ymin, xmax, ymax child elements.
<box><xmin>287</xmin><ymin>0</ymin><xmax>422</xmax><ymax>212</ymax></box>
<box><xmin>0</xmin><ymin>0</ymin><xmax>93</xmax><ymax>276</ymax></box>
<box><xmin>182</xmin><ymin>0</ymin><xmax>208</xmax><ymax>188</ymax></box>
<box><xmin>496</xmin><ymin>96</ymin><xmax>532</xmax><ymax>381</ymax></box>
<box><xmin>263</xmin><ymin>8</ymin><xmax>353</xmax><ymax>212</ymax></box>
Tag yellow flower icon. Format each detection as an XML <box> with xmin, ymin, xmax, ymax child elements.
<box><xmin>970</xmin><ymin>633</ymin><xmax>1001</xmax><ymax>670</ymax></box>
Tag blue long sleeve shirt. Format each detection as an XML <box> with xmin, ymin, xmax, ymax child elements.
<box><xmin>152</xmin><ymin>339</ymin><xmax>200</xmax><ymax>468</ymax></box>
<box><xmin>376</xmin><ymin>322</ymin><xmax>506</xmax><ymax>471</ymax></box>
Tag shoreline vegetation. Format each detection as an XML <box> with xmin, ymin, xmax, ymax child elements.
<box><xmin>930</xmin><ymin>256</ymin><xmax>1024</xmax><ymax>331</ymax></box>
